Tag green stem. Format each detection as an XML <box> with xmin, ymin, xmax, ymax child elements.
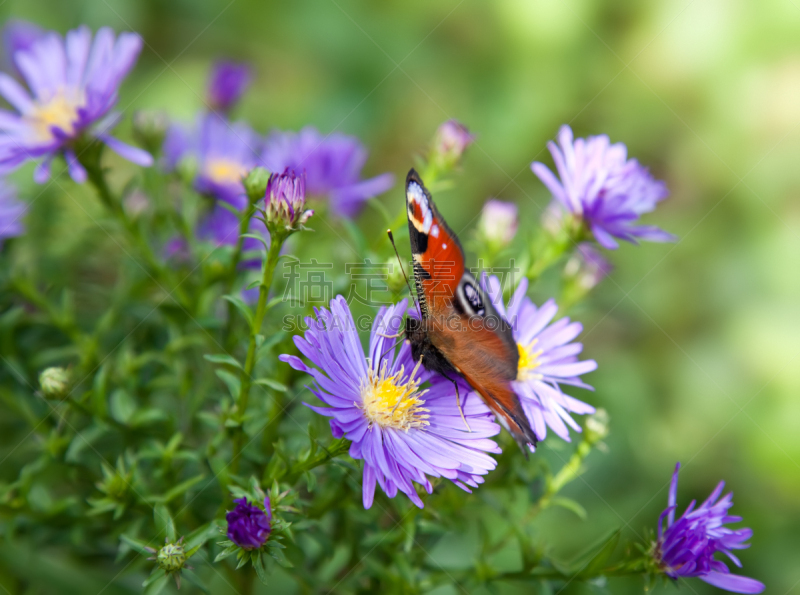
<box><xmin>231</xmin><ymin>233</ymin><xmax>286</xmax><ymax>474</ymax></box>
<box><xmin>282</xmin><ymin>437</ymin><xmax>350</xmax><ymax>486</ymax></box>
<box><xmin>80</xmin><ymin>145</ymin><xmax>191</xmax><ymax>309</ymax></box>
<box><xmin>223</xmin><ymin>199</ymin><xmax>259</xmax><ymax>348</ymax></box>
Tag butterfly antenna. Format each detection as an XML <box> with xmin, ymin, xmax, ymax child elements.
<box><xmin>387</xmin><ymin>229</ymin><xmax>420</xmax><ymax>315</ymax></box>
<box><xmin>378</xmin><ymin>336</ymin><xmax>406</xmax><ymax>363</ymax></box>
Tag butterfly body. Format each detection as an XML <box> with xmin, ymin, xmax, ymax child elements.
<box><xmin>403</xmin><ymin>169</ymin><xmax>538</xmax><ymax>451</ymax></box>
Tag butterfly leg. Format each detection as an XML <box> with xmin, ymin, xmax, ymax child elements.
<box><xmin>377</xmin><ymin>332</ymin><xmax>403</xmax><ymax>339</ymax></box>
<box><xmin>443</xmin><ymin>373</ymin><xmax>471</xmax><ymax>432</ymax></box>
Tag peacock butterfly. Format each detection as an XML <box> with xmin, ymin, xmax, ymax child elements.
<box><xmin>400</xmin><ymin>168</ymin><xmax>538</xmax><ymax>452</ymax></box>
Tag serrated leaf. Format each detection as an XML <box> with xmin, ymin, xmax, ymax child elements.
<box><xmin>203</xmin><ymin>353</ymin><xmax>243</xmax><ymax>369</ymax></box>
<box><xmin>223</xmin><ymin>294</ymin><xmax>254</xmax><ymax>327</ymax></box>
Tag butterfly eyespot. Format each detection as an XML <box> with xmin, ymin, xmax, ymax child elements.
<box><xmin>462</xmin><ymin>282</ymin><xmax>485</xmax><ymax>316</ymax></box>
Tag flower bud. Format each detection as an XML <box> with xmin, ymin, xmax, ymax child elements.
<box><xmin>243</xmin><ymin>166</ymin><xmax>270</xmax><ymax>203</ymax></box>
<box><xmin>207</xmin><ymin>60</ymin><xmax>252</xmax><ymax>114</ymax></box>
<box><xmin>39</xmin><ymin>367</ymin><xmax>70</xmax><ymax>400</ymax></box>
<box><xmin>226</xmin><ymin>496</ymin><xmax>271</xmax><ymax>550</ymax></box>
<box><xmin>431</xmin><ymin>119</ymin><xmax>474</xmax><ymax>168</ymax></box>
<box><xmin>157</xmin><ymin>540</ymin><xmax>186</xmax><ymax>572</ymax></box>
<box><xmin>564</xmin><ymin>244</ymin><xmax>612</xmax><ymax>291</ymax></box>
<box><xmin>584</xmin><ymin>408</ymin><xmax>609</xmax><ymax>444</ymax></box>
<box><xmin>132</xmin><ymin>110</ymin><xmax>169</xmax><ymax>156</ymax></box>
<box><xmin>477</xmin><ymin>199</ymin><xmax>518</xmax><ymax>250</ymax></box>
<box><xmin>265</xmin><ymin>168</ymin><xmax>311</xmax><ymax>232</ymax></box>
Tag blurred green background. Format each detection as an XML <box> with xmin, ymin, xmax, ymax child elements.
<box><xmin>2</xmin><ymin>0</ymin><xmax>800</xmax><ymax>593</ymax></box>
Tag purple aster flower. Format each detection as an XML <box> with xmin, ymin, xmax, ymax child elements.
<box><xmin>477</xmin><ymin>199</ymin><xmax>518</xmax><ymax>248</ymax></box>
<box><xmin>0</xmin><ymin>25</ymin><xmax>153</xmax><ymax>183</ymax></box>
<box><xmin>164</xmin><ymin>111</ymin><xmax>261</xmax><ymax>206</ymax></box>
<box><xmin>2</xmin><ymin>20</ymin><xmax>44</xmax><ymax>72</ymax></box>
<box><xmin>226</xmin><ymin>495</ymin><xmax>272</xmax><ymax>550</ymax></box>
<box><xmin>262</xmin><ymin>126</ymin><xmax>394</xmax><ymax>218</ymax></box>
<box><xmin>481</xmin><ymin>275</ymin><xmax>596</xmax><ymax>444</ymax></box>
<box><xmin>0</xmin><ymin>179</ymin><xmax>25</xmax><ymax>246</ymax></box>
<box><xmin>266</xmin><ymin>168</ymin><xmax>312</xmax><ymax>230</ymax></box>
<box><xmin>432</xmin><ymin>119</ymin><xmax>474</xmax><ymax>166</ymax></box>
<box><xmin>531</xmin><ymin>125</ymin><xmax>676</xmax><ymax>250</ymax></box>
<box><xmin>653</xmin><ymin>463</ymin><xmax>764</xmax><ymax>593</ymax></box>
<box><xmin>280</xmin><ymin>296</ymin><xmax>501</xmax><ymax>509</ymax></box>
<box><xmin>207</xmin><ymin>60</ymin><xmax>251</xmax><ymax>114</ymax></box>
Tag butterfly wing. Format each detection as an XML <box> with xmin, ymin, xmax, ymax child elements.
<box><xmin>404</xmin><ymin>168</ymin><xmax>537</xmax><ymax>450</ymax></box>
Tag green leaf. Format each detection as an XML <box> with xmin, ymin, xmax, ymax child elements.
<box><xmin>153</xmin><ymin>503</ymin><xmax>176</xmax><ymax>542</ymax></box>
<box><xmin>203</xmin><ymin>353</ymin><xmax>243</xmax><ymax>369</ymax></box>
<box><xmin>215</xmin><ymin>369</ymin><xmax>241</xmax><ymax>399</ymax></box>
<box><xmin>245</xmin><ymin>279</ymin><xmax>261</xmax><ymax>290</ymax></box>
<box><xmin>120</xmin><ymin>534</ymin><xmax>153</xmax><ymax>556</ymax></box>
<box><xmin>182</xmin><ymin>568</ymin><xmax>209</xmax><ymax>593</ymax></box>
<box><xmin>143</xmin><ymin>571</ymin><xmax>170</xmax><ymax>595</ymax></box>
<box><xmin>254</xmin><ymin>378</ymin><xmax>287</xmax><ymax>392</ymax></box>
<box><xmin>65</xmin><ymin>423</ymin><xmax>108</xmax><ymax>463</ymax></box>
<box><xmin>185</xmin><ymin>522</ymin><xmax>218</xmax><ymax>551</ymax></box>
<box><xmin>154</xmin><ymin>473</ymin><xmax>206</xmax><ymax>504</ymax></box>
<box><xmin>222</xmin><ymin>294</ymin><xmax>254</xmax><ymax>327</ymax></box>
<box><xmin>574</xmin><ymin>529</ymin><xmax>621</xmax><ymax>577</ymax></box>
<box><xmin>241</xmin><ymin>232</ymin><xmax>270</xmax><ymax>250</ymax></box>
<box><xmin>253</xmin><ymin>550</ymin><xmax>269</xmax><ymax>585</ymax></box>
<box><xmin>550</xmin><ymin>496</ymin><xmax>587</xmax><ymax>520</ymax></box>
<box><xmin>109</xmin><ymin>388</ymin><xmax>137</xmax><ymax>424</ymax></box>
<box><xmin>214</xmin><ymin>543</ymin><xmax>239</xmax><ymax>563</ymax></box>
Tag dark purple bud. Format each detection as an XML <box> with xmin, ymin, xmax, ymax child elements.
<box><xmin>207</xmin><ymin>61</ymin><xmax>252</xmax><ymax>113</ymax></box>
<box><xmin>266</xmin><ymin>168</ymin><xmax>310</xmax><ymax>230</ymax></box>
<box><xmin>226</xmin><ymin>496</ymin><xmax>271</xmax><ymax>550</ymax></box>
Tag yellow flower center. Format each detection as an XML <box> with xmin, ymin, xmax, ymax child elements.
<box><xmin>517</xmin><ymin>340</ymin><xmax>543</xmax><ymax>381</ymax></box>
<box><xmin>25</xmin><ymin>89</ymin><xmax>84</xmax><ymax>141</ymax></box>
<box><xmin>205</xmin><ymin>158</ymin><xmax>247</xmax><ymax>185</ymax></box>
<box><xmin>361</xmin><ymin>360</ymin><xmax>429</xmax><ymax>431</ymax></box>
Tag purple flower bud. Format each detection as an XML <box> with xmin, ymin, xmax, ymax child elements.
<box><xmin>432</xmin><ymin>119</ymin><xmax>475</xmax><ymax>166</ymax></box>
<box><xmin>207</xmin><ymin>61</ymin><xmax>252</xmax><ymax>113</ymax></box>
<box><xmin>266</xmin><ymin>168</ymin><xmax>311</xmax><ymax>231</ymax></box>
<box><xmin>564</xmin><ymin>243</ymin><xmax>612</xmax><ymax>291</ymax></box>
<box><xmin>477</xmin><ymin>199</ymin><xmax>518</xmax><ymax>248</ymax></box>
<box><xmin>226</xmin><ymin>496</ymin><xmax>271</xmax><ymax>550</ymax></box>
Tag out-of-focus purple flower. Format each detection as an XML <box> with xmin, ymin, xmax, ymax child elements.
<box><xmin>482</xmin><ymin>275</ymin><xmax>596</xmax><ymax>445</ymax></box>
<box><xmin>0</xmin><ymin>180</ymin><xmax>25</xmax><ymax>246</ymax></box>
<box><xmin>531</xmin><ymin>125</ymin><xmax>676</xmax><ymax>250</ymax></box>
<box><xmin>207</xmin><ymin>60</ymin><xmax>251</xmax><ymax>114</ymax></box>
<box><xmin>432</xmin><ymin>119</ymin><xmax>474</xmax><ymax>167</ymax></box>
<box><xmin>477</xmin><ymin>199</ymin><xmax>518</xmax><ymax>249</ymax></box>
<box><xmin>164</xmin><ymin>112</ymin><xmax>262</xmax><ymax>206</ymax></box>
<box><xmin>262</xmin><ymin>126</ymin><xmax>393</xmax><ymax>218</ymax></box>
<box><xmin>280</xmin><ymin>297</ymin><xmax>501</xmax><ymax>509</ymax></box>
<box><xmin>266</xmin><ymin>168</ymin><xmax>312</xmax><ymax>231</ymax></box>
<box><xmin>197</xmin><ymin>202</ymin><xmax>267</xmax><ymax>269</ymax></box>
<box><xmin>654</xmin><ymin>463</ymin><xmax>764</xmax><ymax>594</ymax></box>
<box><xmin>226</xmin><ymin>495</ymin><xmax>272</xmax><ymax>550</ymax></box>
<box><xmin>0</xmin><ymin>25</ymin><xmax>153</xmax><ymax>183</ymax></box>
<box><xmin>2</xmin><ymin>20</ymin><xmax>44</xmax><ymax>71</ymax></box>
<box><xmin>564</xmin><ymin>243</ymin><xmax>613</xmax><ymax>291</ymax></box>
